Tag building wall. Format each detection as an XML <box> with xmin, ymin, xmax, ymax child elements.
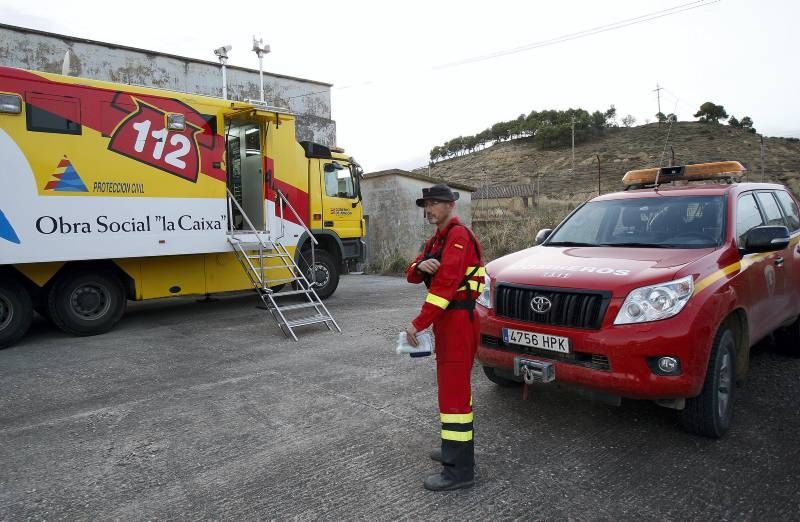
<box><xmin>362</xmin><ymin>175</ymin><xmax>472</xmax><ymax>269</ymax></box>
<box><xmin>0</xmin><ymin>24</ymin><xmax>335</xmax><ymax>146</ymax></box>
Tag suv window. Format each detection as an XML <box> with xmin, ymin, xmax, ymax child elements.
<box><xmin>547</xmin><ymin>195</ymin><xmax>724</xmax><ymax>248</ymax></box>
<box><xmin>775</xmin><ymin>191</ymin><xmax>800</xmax><ymax>232</ymax></box>
<box><xmin>736</xmin><ymin>193</ymin><xmax>764</xmax><ymax>244</ymax></box>
<box><xmin>755</xmin><ymin>192</ymin><xmax>785</xmax><ymax>226</ymax></box>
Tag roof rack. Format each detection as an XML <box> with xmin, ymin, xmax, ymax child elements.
<box><xmin>623</xmin><ymin>161</ymin><xmax>746</xmax><ymax>190</ymax></box>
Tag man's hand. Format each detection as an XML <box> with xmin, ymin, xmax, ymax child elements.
<box><xmin>406</xmin><ymin>324</ymin><xmax>419</xmax><ymax>347</ymax></box>
<box><xmin>417</xmin><ymin>258</ymin><xmax>441</xmax><ymax>275</ymax></box>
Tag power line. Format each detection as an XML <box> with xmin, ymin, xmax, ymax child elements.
<box><xmin>287</xmin><ymin>0</ymin><xmax>720</xmax><ymax>102</ymax></box>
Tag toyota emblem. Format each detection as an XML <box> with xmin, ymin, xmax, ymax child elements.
<box><xmin>530</xmin><ymin>296</ymin><xmax>552</xmax><ymax>314</ymax></box>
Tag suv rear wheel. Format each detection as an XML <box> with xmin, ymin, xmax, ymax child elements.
<box><xmin>775</xmin><ymin>316</ymin><xmax>800</xmax><ymax>356</ymax></box>
<box><xmin>680</xmin><ymin>325</ymin><xmax>736</xmax><ymax>438</ymax></box>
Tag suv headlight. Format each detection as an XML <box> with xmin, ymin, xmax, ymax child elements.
<box><xmin>476</xmin><ymin>274</ymin><xmax>492</xmax><ymax>309</ymax></box>
<box><xmin>614</xmin><ymin>275</ymin><xmax>693</xmax><ymax>325</ymax></box>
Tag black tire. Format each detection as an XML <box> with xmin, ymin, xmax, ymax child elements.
<box><xmin>482</xmin><ymin>365</ymin><xmax>522</xmax><ymax>388</ymax></box>
<box><xmin>0</xmin><ymin>277</ymin><xmax>33</xmax><ymax>349</ymax></box>
<box><xmin>680</xmin><ymin>326</ymin><xmax>736</xmax><ymax>438</ymax></box>
<box><xmin>299</xmin><ymin>249</ymin><xmax>339</xmax><ymax>300</ymax></box>
<box><xmin>775</xmin><ymin>316</ymin><xmax>800</xmax><ymax>356</ymax></box>
<box><xmin>48</xmin><ymin>271</ymin><xmax>126</xmax><ymax>336</ymax></box>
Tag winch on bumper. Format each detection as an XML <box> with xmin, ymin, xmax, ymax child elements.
<box><xmin>476</xmin><ymin>302</ymin><xmax>715</xmax><ymax>401</ymax></box>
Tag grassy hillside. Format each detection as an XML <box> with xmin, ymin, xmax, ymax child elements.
<box><xmin>423</xmin><ymin>122</ymin><xmax>800</xmax><ymax>198</ymax></box>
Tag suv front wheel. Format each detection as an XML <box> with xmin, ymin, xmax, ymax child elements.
<box><xmin>680</xmin><ymin>325</ymin><xmax>736</xmax><ymax>438</ymax></box>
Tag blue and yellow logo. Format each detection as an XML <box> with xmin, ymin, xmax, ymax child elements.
<box><xmin>0</xmin><ymin>209</ymin><xmax>20</xmax><ymax>244</ymax></box>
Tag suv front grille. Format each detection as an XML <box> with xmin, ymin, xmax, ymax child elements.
<box><xmin>481</xmin><ymin>334</ymin><xmax>611</xmax><ymax>371</ymax></box>
<box><xmin>495</xmin><ymin>284</ymin><xmax>611</xmax><ymax>330</ymax></box>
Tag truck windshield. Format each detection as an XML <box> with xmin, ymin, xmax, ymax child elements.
<box><xmin>547</xmin><ymin>195</ymin><xmax>725</xmax><ymax>248</ymax></box>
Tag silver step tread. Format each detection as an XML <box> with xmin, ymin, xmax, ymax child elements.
<box><xmin>277</xmin><ymin>302</ymin><xmax>321</xmax><ymax>312</ymax></box>
<box><xmin>286</xmin><ymin>314</ymin><xmax>333</xmax><ymax>328</ymax></box>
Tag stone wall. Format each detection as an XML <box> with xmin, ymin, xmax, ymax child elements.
<box><xmin>0</xmin><ymin>23</ymin><xmax>336</xmax><ymax>146</ymax></box>
<box><xmin>362</xmin><ymin>174</ymin><xmax>472</xmax><ymax>268</ymax></box>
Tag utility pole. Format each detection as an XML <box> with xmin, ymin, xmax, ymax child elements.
<box><xmin>653</xmin><ymin>83</ymin><xmax>663</xmax><ymax>118</ymax></box>
<box><xmin>571</xmin><ymin>116</ymin><xmax>575</xmax><ymax>174</ymax></box>
<box><xmin>596</xmin><ymin>155</ymin><xmax>601</xmax><ymax>195</ymax></box>
<box><xmin>760</xmin><ymin>135</ymin><xmax>765</xmax><ymax>182</ymax></box>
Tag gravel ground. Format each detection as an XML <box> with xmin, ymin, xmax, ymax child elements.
<box><xmin>1</xmin><ymin>274</ymin><xmax>798</xmax><ymax>520</ymax></box>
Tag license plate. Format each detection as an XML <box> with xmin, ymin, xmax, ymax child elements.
<box><xmin>502</xmin><ymin>328</ymin><xmax>570</xmax><ymax>353</ymax></box>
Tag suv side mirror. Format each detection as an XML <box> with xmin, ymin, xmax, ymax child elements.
<box><xmin>535</xmin><ymin>228</ymin><xmax>553</xmax><ymax>245</ymax></box>
<box><xmin>743</xmin><ymin>225</ymin><xmax>790</xmax><ymax>254</ymax></box>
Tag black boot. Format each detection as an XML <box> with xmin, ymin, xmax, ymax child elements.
<box><xmin>429</xmin><ymin>448</ymin><xmax>442</xmax><ymax>462</ymax></box>
<box><xmin>423</xmin><ymin>469</ymin><xmax>474</xmax><ymax>491</ymax></box>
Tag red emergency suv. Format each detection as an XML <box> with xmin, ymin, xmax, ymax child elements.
<box><xmin>476</xmin><ymin>161</ymin><xmax>800</xmax><ymax>438</ymax></box>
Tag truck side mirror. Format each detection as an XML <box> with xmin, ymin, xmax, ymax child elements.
<box><xmin>743</xmin><ymin>225</ymin><xmax>790</xmax><ymax>254</ymax></box>
<box><xmin>535</xmin><ymin>228</ymin><xmax>553</xmax><ymax>245</ymax></box>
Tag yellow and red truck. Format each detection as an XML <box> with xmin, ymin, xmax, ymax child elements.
<box><xmin>0</xmin><ymin>66</ymin><xmax>365</xmax><ymax>348</ymax></box>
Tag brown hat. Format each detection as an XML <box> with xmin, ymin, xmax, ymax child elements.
<box><xmin>415</xmin><ymin>184</ymin><xmax>460</xmax><ymax>207</ymax></box>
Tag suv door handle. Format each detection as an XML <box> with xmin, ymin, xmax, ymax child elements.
<box><xmin>775</xmin><ymin>256</ymin><xmax>784</xmax><ymax>267</ymax></box>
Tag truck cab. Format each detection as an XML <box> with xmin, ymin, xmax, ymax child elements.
<box><xmin>476</xmin><ymin>161</ymin><xmax>800</xmax><ymax>438</ymax></box>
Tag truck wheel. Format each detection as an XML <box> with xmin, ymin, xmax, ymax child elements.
<box><xmin>775</xmin><ymin>317</ymin><xmax>800</xmax><ymax>356</ymax></box>
<box><xmin>482</xmin><ymin>366</ymin><xmax>522</xmax><ymax>387</ymax></box>
<box><xmin>680</xmin><ymin>326</ymin><xmax>736</xmax><ymax>438</ymax></box>
<box><xmin>0</xmin><ymin>278</ymin><xmax>33</xmax><ymax>349</ymax></box>
<box><xmin>300</xmin><ymin>249</ymin><xmax>339</xmax><ymax>300</ymax></box>
<box><xmin>48</xmin><ymin>271</ymin><xmax>126</xmax><ymax>336</ymax></box>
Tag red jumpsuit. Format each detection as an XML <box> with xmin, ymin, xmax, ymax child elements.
<box><xmin>406</xmin><ymin>217</ymin><xmax>484</xmax><ymax>480</ymax></box>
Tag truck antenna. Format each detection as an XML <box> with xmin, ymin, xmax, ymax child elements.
<box><xmin>214</xmin><ymin>45</ymin><xmax>232</xmax><ymax>100</ymax></box>
<box><xmin>252</xmin><ymin>37</ymin><xmax>271</xmax><ymax>103</ymax></box>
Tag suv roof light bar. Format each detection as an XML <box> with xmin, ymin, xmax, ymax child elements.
<box><xmin>623</xmin><ymin>161</ymin><xmax>747</xmax><ymax>188</ymax></box>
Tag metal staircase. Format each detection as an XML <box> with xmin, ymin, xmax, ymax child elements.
<box><xmin>226</xmin><ymin>188</ymin><xmax>341</xmax><ymax>341</ymax></box>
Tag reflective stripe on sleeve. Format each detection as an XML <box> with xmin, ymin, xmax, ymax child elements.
<box><xmin>442</xmin><ymin>429</ymin><xmax>473</xmax><ymax>442</ymax></box>
<box><xmin>466</xmin><ymin>266</ymin><xmax>486</xmax><ymax>276</ymax></box>
<box><xmin>440</xmin><ymin>412</ymin><xmax>474</xmax><ymax>424</ymax></box>
<box><xmin>457</xmin><ymin>281</ymin><xmax>485</xmax><ymax>292</ymax></box>
<box><xmin>425</xmin><ymin>293</ymin><xmax>450</xmax><ymax>309</ymax></box>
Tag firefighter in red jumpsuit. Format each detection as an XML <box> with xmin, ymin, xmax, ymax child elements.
<box><xmin>405</xmin><ymin>184</ymin><xmax>484</xmax><ymax>491</ymax></box>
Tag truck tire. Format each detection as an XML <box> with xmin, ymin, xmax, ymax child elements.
<box><xmin>0</xmin><ymin>278</ymin><xmax>33</xmax><ymax>349</ymax></box>
<box><xmin>48</xmin><ymin>271</ymin><xmax>126</xmax><ymax>336</ymax></box>
<box><xmin>775</xmin><ymin>317</ymin><xmax>800</xmax><ymax>356</ymax></box>
<box><xmin>482</xmin><ymin>366</ymin><xmax>522</xmax><ymax>387</ymax></box>
<box><xmin>300</xmin><ymin>249</ymin><xmax>339</xmax><ymax>300</ymax></box>
<box><xmin>680</xmin><ymin>325</ymin><xmax>736</xmax><ymax>438</ymax></box>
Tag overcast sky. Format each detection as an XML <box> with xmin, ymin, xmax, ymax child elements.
<box><xmin>2</xmin><ymin>0</ymin><xmax>798</xmax><ymax>172</ymax></box>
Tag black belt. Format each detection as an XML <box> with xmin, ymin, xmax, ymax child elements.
<box><xmin>447</xmin><ymin>300</ymin><xmax>476</xmax><ymax>310</ymax></box>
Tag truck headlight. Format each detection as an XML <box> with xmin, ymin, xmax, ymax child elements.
<box><xmin>476</xmin><ymin>274</ymin><xmax>492</xmax><ymax>309</ymax></box>
<box><xmin>614</xmin><ymin>275</ymin><xmax>693</xmax><ymax>325</ymax></box>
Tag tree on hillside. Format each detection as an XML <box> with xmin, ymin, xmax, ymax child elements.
<box><xmin>667</xmin><ymin>113</ymin><xmax>677</xmax><ymax>122</ymax></box>
<box><xmin>604</xmin><ymin>105</ymin><xmax>617</xmax><ymax>126</ymax></box>
<box><xmin>728</xmin><ymin>115</ymin><xmax>757</xmax><ymax>134</ymax></box>
<box><xmin>656</xmin><ymin>112</ymin><xmax>667</xmax><ymax>123</ymax></box>
<box><xmin>621</xmin><ymin>114</ymin><xmax>636</xmax><ymax>127</ymax></box>
<box><xmin>694</xmin><ymin>102</ymin><xmax>728</xmax><ymax>123</ymax></box>
<box><xmin>740</xmin><ymin>116</ymin><xmax>756</xmax><ymax>133</ymax></box>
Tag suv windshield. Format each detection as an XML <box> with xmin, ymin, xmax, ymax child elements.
<box><xmin>547</xmin><ymin>195</ymin><xmax>725</xmax><ymax>248</ymax></box>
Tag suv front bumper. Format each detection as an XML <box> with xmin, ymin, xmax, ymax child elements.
<box><xmin>476</xmin><ymin>303</ymin><xmax>716</xmax><ymax>400</ymax></box>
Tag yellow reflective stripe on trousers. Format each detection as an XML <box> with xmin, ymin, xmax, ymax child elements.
<box><xmin>440</xmin><ymin>412</ymin><xmax>474</xmax><ymax>424</ymax></box>
<box><xmin>457</xmin><ymin>281</ymin><xmax>485</xmax><ymax>292</ymax></box>
<box><xmin>441</xmin><ymin>429</ymin><xmax>473</xmax><ymax>442</ymax></box>
<box><xmin>425</xmin><ymin>293</ymin><xmax>450</xmax><ymax>309</ymax></box>
<box><xmin>466</xmin><ymin>266</ymin><xmax>486</xmax><ymax>276</ymax></box>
